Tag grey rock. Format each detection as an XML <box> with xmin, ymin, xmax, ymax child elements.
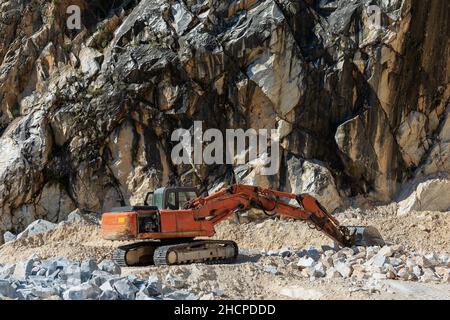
<box><xmin>338</xmin><ymin>247</ymin><xmax>355</xmax><ymax>258</ymax></box>
<box><xmin>335</xmin><ymin>262</ymin><xmax>353</xmax><ymax>278</ymax></box>
<box><xmin>99</xmin><ymin>290</ymin><xmax>119</xmax><ymax>300</ymax></box>
<box><xmin>298</xmin><ymin>247</ymin><xmax>322</xmax><ymax>261</ymax></box>
<box><xmin>406</xmin><ymin>258</ymin><xmax>417</xmax><ymax>268</ymax></box>
<box><xmin>420</xmin><ymin>268</ymin><xmax>439</xmax><ymax>283</ymax></box>
<box><xmin>99</xmin><ymin>278</ymin><xmax>123</xmax><ymax>292</ymax></box>
<box><xmin>13</xmin><ymin>258</ymin><xmax>35</xmax><ymax>280</ymax></box>
<box><xmin>165</xmin><ymin>274</ymin><xmax>185</xmax><ymax>289</ymax></box>
<box><xmin>372</xmin><ymin>273</ymin><xmax>388</xmax><ymax>280</ymax></box>
<box><xmin>63</xmin><ymin>283</ymin><xmax>102</xmax><ymax>300</ymax></box>
<box><xmin>90</xmin><ymin>270</ymin><xmax>115</xmax><ymax>287</ymax></box>
<box><xmin>263</xmin><ymin>265</ymin><xmax>279</xmax><ymax>275</ymax></box>
<box><xmin>136</xmin><ymin>290</ymin><xmax>157</xmax><ymax>300</ymax></box>
<box><xmin>79</xmin><ymin>46</ymin><xmax>102</xmax><ymax>78</ymax></box>
<box><xmin>397</xmin><ymin>268</ymin><xmax>410</xmax><ymax>280</ymax></box>
<box><xmin>388</xmin><ymin>257</ymin><xmax>403</xmax><ymax>267</ymax></box>
<box><xmin>365</xmin><ymin>247</ymin><xmax>380</xmax><ymax>259</ymax></box>
<box><xmin>0</xmin><ymin>264</ymin><xmax>15</xmax><ymax>278</ymax></box>
<box><xmin>0</xmin><ymin>280</ymin><xmax>17</xmax><ymax>299</ymax></box>
<box><xmin>416</xmin><ymin>256</ymin><xmax>433</xmax><ymax>268</ymax></box>
<box><xmin>146</xmin><ymin>274</ymin><xmax>162</xmax><ymax>296</ymax></box>
<box><xmin>164</xmin><ymin>290</ymin><xmax>198</xmax><ymax>300</ymax></box>
<box><xmin>313</xmin><ymin>263</ymin><xmax>327</xmax><ymax>278</ymax></box>
<box><xmin>36</xmin><ymin>268</ymin><xmax>47</xmax><ymax>276</ymax></box>
<box><xmin>3</xmin><ymin>231</ymin><xmax>16</xmax><ymax>243</ymax></box>
<box><xmin>98</xmin><ymin>260</ymin><xmax>121</xmax><ymax>275</ymax></box>
<box><xmin>41</xmin><ymin>260</ymin><xmax>59</xmax><ymax>277</ymax></box>
<box><xmin>279</xmin><ymin>248</ymin><xmax>293</xmax><ymax>258</ymax></box>
<box><xmin>377</xmin><ymin>246</ymin><xmax>394</xmax><ymax>257</ymax></box>
<box><xmin>326</xmin><ymin>267</ymin><xmax>341</xmax><ymax>279</ymax></box>
<box><xmin>306</xmin><ymin>263</ymin><xmax>326</xmax><ymax>278</ymax></box>
<box><xmin>171</xmin><ymin>1</ymin><xmax>194</xmax><ymax>35</ymax></box>
<box><xmin>17</xmin><ymin>288</ymin><xmax>36</xmax><ymax>300</ymax></box>
<box><xmin>212</xmin><ymin>288</ymin><xmax>224</xmax><ymax>297</ymax></box>
<box><xmin>62</xmin><ymin>263</ymin><xmax>82</xmax><ymax>286</ymax></box>
<box><xmin>113</xmin><ymin>278</ymin><xmax>139</xmax><ymax>300</ymax></box>
<box><xmin>266</xmin><ymin>250</ymin><xmax>279</xmax><ymax>256</ymax></box>
<box><xmin>189</xmin><ymin>265</ymin><xmax>217</xmax><ymax>282</ymax></box>
<box><xmin>54</xmin><ymin>257</ymin><xmax>71</xmax><ymax>269</ymax></box>
<box><xmin>31</xmin><ymin>286</ymin><xmax>62</xmax><ymax>299</ymax></box>
<box><xmin>439</xmin><ymin>255</ymin><xmax>450</xmax><ymax>267</ymax></box>
<box><xmin>17</xmin><ymin>220</ymin><xmax>57</xmax><ymax>239</ymax></box>
<box><xmin>28</xmin><ymin>275</ymin><xmax>61</xmax><ymax>287</ymax></box>
<box><xmin>31</xmin><ymin>266</ymin><xmax>41</xmax><ymax>275</ymax></box>
<box><xmin>297</xmin><ymin>257</ymin><xmax>316</xmax><ymax>268</ymax></box>
<box><xmin>320</xmin><ymin>256</ymin><xmax>334</xmax><ymax>268</ymax></box>
<box><xmin>412</xmin><ymin>266</ymin><xmax>423</xmax><ymax>278</ymax></box>
<box><xmin>129</xmin><ymin>277</ymin><xmax>146</xmax><ymax>291</ymax></box>
<box><xmin>80</xmin><ymin>259</ymin><xmax>98</xmax><ymax>282</ymax></box>
<box><xmin>66</xmin><ymin>209</ymin><xmax>85</xmax><ymax>223</ymax></box>
<box><xmin>370</xmin><ymin>255</ymin><xmax>388</xmax><ymax>268</ymax></box>
<box><xmin>424</xmin><ymin>253</ymin><xmax>440</xmax><ymax>266</ymax></box>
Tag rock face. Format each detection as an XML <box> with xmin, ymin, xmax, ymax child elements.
<box><xmin>0</xmin><ymin>0</ymin><xmax>449</xmax><ymax>236</ymax></box>
<box><xmin>397</xmin><ymin>178</ymin><xmax>450</xmax><ymax>216</ymax></box>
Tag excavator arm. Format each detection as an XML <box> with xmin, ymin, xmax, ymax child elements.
<box><xmin>185</xmin><ymin>184</ymin><xmax>384</xmax><ymax>247</ymax></box>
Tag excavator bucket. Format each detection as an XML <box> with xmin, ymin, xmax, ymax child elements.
<box><xmin>347</xmin><ymin>226</ymin><xmax>385</xmax><ymax>247</ymax></box>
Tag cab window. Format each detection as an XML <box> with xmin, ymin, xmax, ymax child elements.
<box><xmin>167</xmin><ymin>191</ymin><xmax>177</xmax><ymax>210</ymax></box>
<box><xmin>178</xmin><ymin>191</ymin><xmax>197</xmax><ymax>209</ymax></box>
<box><xmin>153</xmin><ymin>190</ymin><xmax>164</xmax><ymax>209</ymax></box>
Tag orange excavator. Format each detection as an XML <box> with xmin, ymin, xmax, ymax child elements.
<box><xmin>101</xmin><ymin>184</ymin><xmax>384</xmax><ymax>267</ymax></box>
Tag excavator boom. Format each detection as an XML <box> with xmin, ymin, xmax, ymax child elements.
<box><xmin>184</xmin><ymin>185</ymin><xmax>384</xmax><ymax>247</ymax></box>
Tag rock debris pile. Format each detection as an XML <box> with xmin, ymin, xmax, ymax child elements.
<box><xmin>270</xmin><ymin>245</ymin><xmax>450</xmax><ymax>284</ymax></box>
<box><xmin>0</xmin><ymin>256</ymin><xmax>199</xmax><ymax>300</ymax></box>
<box><xmin>0</xmin><ymin>244</ymin><xmax>448</xmax><ymax>300</ymax></box>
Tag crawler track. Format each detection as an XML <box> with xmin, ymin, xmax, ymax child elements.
<box><xmin>112</xmin><ymin>240</ymin><xmax>238</xmax><ymax>267</ymax></box>
<box><xmin>153</xmin><ymin>240</ymin><xmax>238</xmax><ymax>266</ymax></box>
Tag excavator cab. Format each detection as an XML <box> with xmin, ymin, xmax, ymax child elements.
<box><xmin>144</xmin><ymin>186</ymin><xmax>199</xmax><ymax>210</ymax></box>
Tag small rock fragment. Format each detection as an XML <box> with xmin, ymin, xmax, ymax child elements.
<box><xmin>377</xmin><ymin>246</ymin><xmax>394</xmax><ymax>257</ymax></box>
<box><xmin>297</xmin><ymin>257</ymin><xmax>316</xmax><ymax>268</ymax></box>
<box><xmin>99</xmin><ymin>290</ymin><xmax>119</xmax><ymax>300</ymax></box>
<box><xmin>420</xmin><ymin>268</ymin><xmax>438</xmax><ymax>283</ymax></box>
<box><xmin>3</xmin><ymin>231</ymin><xmax>16</xmax><ymax>243</ymax></box>
<box><xmin>397</xmin><ymin>268</ymin><xmax>410</xmax><ymax>280</ymax></box>
<box><xmin>325</xmin><ymin>267</ymin><xmax>341</xmax><ymax>279</ymax></box>
<box><xmin>370</xmin><ymin>255</ymin><xmax>388</xmax><ymax>268</ymax></box>
<box><xmin>416</xmin><ymin>256</ymin><xmax>433</xmax><ymax>268</ymax></box>
<box><xmin>80</xmin><ymin>259</ymin><xmax>98</xmax><ymax>282</ymax></box>
<box><xmin>98</xmin><ymin>260</ymin><xmax>121</xmax><ymax>275</ymax></box>
<box><xmin>165</xmin><ymin>274</ymin><xmax>185</xmax><ymax>289</ymax></box>
<box><xmin>335</xmin><ymin>262</ymin><xmax>353</xmax><ymax>278</ymax></box>
<box><xmin>113</xmin><ymin>278</ymin><xmax>139</xmax><ymax>300</ymax></box>
<box><xmin>13</xmin><ymin>258</ymin><xmax>35</xmax><ymax>280</ymax></box>
<box><xmin>63</xmin><ymin>283</ymin><xmax>102</xmax><ymax>300</ymax></box>
<box><xmin>146</xmin><ymin>275</ymin><xmax>162</xmax><ymax>296</ymax></box>
<box><xmin>263</xmin><ymin>265</ymin><xmax>279</xmax><ymax>275</ymax></box>
<box><xmin>164</xmin><ymin>290</ymin><xmax>198</xmax><ymax>300</ymax></box>
<box><xmin>66</xmin><ymin>209</ymin><xmax>85</xmax><ymax>223</ymax></box>
<box><xmin>0</xmin><ymin>280</ymin><xmax>17</xmax><ymax>299</ymax></box>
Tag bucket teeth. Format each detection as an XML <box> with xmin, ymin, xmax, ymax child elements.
<box><xmin>347</xmin><ymin>226</ymin><xmax>385</xmax><ymax>247</ymax></box>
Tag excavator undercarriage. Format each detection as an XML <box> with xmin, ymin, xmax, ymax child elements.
<box><xmin>112</xmin><ymin>240</ymin><xmax>238</xmax><ymax>267</ymax></box>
